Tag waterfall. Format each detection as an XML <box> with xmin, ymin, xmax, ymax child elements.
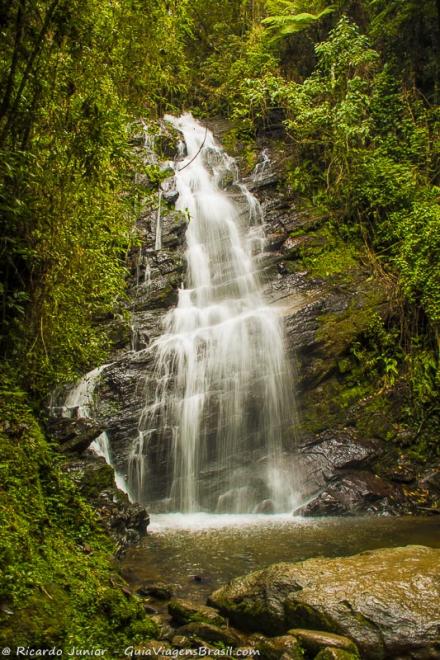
<box><xmin>128</xmin><ymin>113</ymin><xmax>297</xmax><ymax>514</ymax></box>
<box><xmin>59</xmin><ymin>366</ymin><xmax>129</xmax><ymax>495</ymax></box>
<box><xmin>155</xmin><ymin>191</ymin><xmax>162</xmax><ymax>251</ymax></box>
<box><xmin>62</xmin><ymin>365</ymin><xmax>108</xmax><ymax>418</ymax></box>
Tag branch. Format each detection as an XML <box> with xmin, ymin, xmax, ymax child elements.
<box><xmin>177</xmin><ymin>127</ymin><xmax>208</xmax><ymax>171</ymax></box>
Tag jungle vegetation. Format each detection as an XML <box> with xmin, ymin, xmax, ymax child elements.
<box><xmin>0</xmin><ymin>0</ymin><xmax>439</xmax><ymax>649</ymax></box>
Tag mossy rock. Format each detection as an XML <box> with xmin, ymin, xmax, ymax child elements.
<box><xmin>257</xmin><ymin>634</ymin><xmax>304</xmax><ymax>659</ymax></box>
<box><xmin>168</xmin><ymin>598</ymin><xmax>227</xmax><ymax>627</ymax></box>
<box><xmin>79</xmin><ymin>462</ymin><xmax>115</xmax><ymax>499</ymax></box>
<box><xmin>314</xmin><ymin>649</ymin><xmax>359</xmax><ymax>660</ymax></box>
<box><xmin>288</xmin><ymin>629</ymin><xmax>358</xmax><ymax>656</ymax></box>
<box><xmin>175</xmin><ymin>622</ymin><xmax>244</xmax><ymax>647</ymax></box>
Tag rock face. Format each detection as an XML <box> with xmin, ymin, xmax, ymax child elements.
<box><xmin>48</xmin><ymin>417</ymin><xmax>104</xmax><ymax>453</ymax></box>
<box><xmin>208</xmin><ymin>545</ymin><xmax>440</xmax><ymax>659</ymax></box>
<box><xmin>294</xmin><ymin>429</ymin><xmax>406</xmax><ymax>515</ymax></box>
<box><xmin>67</xmin><ymin>455</ymin><xmax>150</xmax><ymax>552</ymax></box>
<box><xmin>49</xmin><ymin>118</ymin><xmax>440</xmax><ymax>515</ymax></box>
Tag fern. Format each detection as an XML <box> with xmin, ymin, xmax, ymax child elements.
<box><xmin>262</xmin><ymin>6</ymin><xmax>335</xmax><ymax>42</ymax></box>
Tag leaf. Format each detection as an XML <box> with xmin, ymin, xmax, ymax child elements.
<box><xmin>262</xmin><ymin>6</ymin><xmax>335</xmax><ymax>42</ymax></box>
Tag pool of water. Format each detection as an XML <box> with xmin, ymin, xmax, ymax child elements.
<box><xmin>121</xmin><ymin>514</ymin><xmax>440</xmax><ymax>603</ymax></box>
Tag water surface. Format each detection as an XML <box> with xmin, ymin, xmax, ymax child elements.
<box><xmin>121</xmin><ymin>514</ymin><xmax>440</xmax><ymax>603</ymax></box>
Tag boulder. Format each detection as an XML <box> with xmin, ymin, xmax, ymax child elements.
<box><xmin>175</xmin><ymin>622</ymin><xmax>244</xmax><ymax>647</ymax></box>
<box><xmin>168</xmin><ymin>598</ymin><xmax>227</xmax><ymax>627</ymax></box>
<box><xmin>137</xmin><ymin>582</ymin><xmax>174</xmax><ymax>600</ymax></box>
<box><xmin>256</xmin><ymin>634</ymin><xmax>303</xmax><ymax>659</ymax></box>
<box><xmin>299</xmin><ymin>471</ymin><xmax>403</xmax><ymax>516</ymax></box>
<box><xmin>208</xmin><ymin>545</ymin><xmax>440</xmax><ymax>659</ymax></box>
<box><xmin>49</xmin><ymin>417</ymin><xmax>104</xmax><ymax>453</ymax></box>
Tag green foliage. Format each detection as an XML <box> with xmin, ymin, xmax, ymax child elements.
<box><xmin>209</xmin><ymin>7</ymin><xmax>439</xmax><ymax>446</ymax></box>
<box><xmin>262</xmin><ymin>5</ymin><xmax>335</xmax><ymax>43</ymax></box>
<box><xmin>0</xmin><ymin>0</ymin><xmax>198</xmax><ymax>396</ymax></box>
<box><xmin>351</xmin><ymin>312</ymin><xmax>403</xmax><ymax>388</ymax></box>
<box><xmin>394</xmin><ymin>200</ymin><xmax>440</xmax><ymax>323</ymax></box>
<box><xmin>0</xmin><ymin>374</ymin><xmax>157</xmax><ymax>649</ymax></box>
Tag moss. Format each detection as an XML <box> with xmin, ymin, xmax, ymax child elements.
<box><xmin>79</xmin><ymin>463</ymin><xmax>116</xmax><ymax>499</ymax></box>
<box><xmin>284</xmin><ymin>224</ymin><xmax>361</xmax><ymax>283</ymax></box>
<box><xmin>285</xmin><ymin>601</ymin><xmax>336</xmax><ymax>633</ymax></box>
<box><xmin>0</xmin><ymin>375</ymin><xmax>156</xmax><ymax>651</ymax></box>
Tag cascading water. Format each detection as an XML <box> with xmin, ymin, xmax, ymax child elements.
<box><xmin>128</xmin><ymin>113</ymin><xmax>297</xmax><ymax>514</ymax></box>
<box><xmin>56</xmin><ymin>365</ymin><xmax>129</xmax><ymax>495</ymax></box>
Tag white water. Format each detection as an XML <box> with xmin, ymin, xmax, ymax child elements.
<box><xmin>149</xmin><ymin>512</ymin><xmax>296</xmax><ymax>532</ymax></box>
<box><xmin>61</xmin><ymin>366</ymin><xmax>129</xmax><ymax>495</ymax></box>
<box><xmin>155</xmin><ymin>191</ymin><xmax>162</xmax><ymax>251</ymax></box>
<box><xmin>128</xmin><ymin>114</ymin><xmax>297</xmax><ymax>514</ymax></box>
<box><xmin>62</xmin><ymin>365</ymin><xmax>108</xmax><ymax>418</ymax></box>
<box><xmin>91</xmin><ymin>431</ymin><xmax>129</xmax><ymax>495</ymax></box>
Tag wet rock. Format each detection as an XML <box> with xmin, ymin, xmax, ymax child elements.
<box><xmin>137</xmin><ymin>582</ymin><xmax>174</xmax><ymax>600</ymax></box>
<box><xmin>160</xmin><ymin>176</ymin><xmax>179</xmax><ymax>204</ymax></box>
<box><xmin>109</xmin><ymin>502</ymin><xmax>149</xmax><ymax>540</ymax></box>
<box><xmin>300</xmin><ymin>470</ymin><xmax>404</xmax><ymax>516</ymax></box>
<box><xmin>288</xmin><ymin>629</ymin><xmax>358</xmax><ymax>655</ymax></box>
<box><xmin>314</xmin><ymin>650</ymin><xmax>359</xmax><ymax>660</ymax></box>
<box><xmin>171</xmin><ymin>635</ymin><xmax>193</xmax><ymax>649</ymax></box>
<box><xmin>248</xmin><ymin>172</ymin><xmax>279</xmax><ymax>190</ymax></box>
<box><xmin>420</xmin><ymin>462</ymin><xmax>440</xmax><ymax>493</ymax></box>
<box><xmin>299</xmin><ymin>429</ymin><xmax>382</xmax><ymax>482</ymax></box>
<box><xmin>208</xmin><ymin>545</ymin><xmax>440</xmax><ymax>659</ymax></box>
<box><xmin>256</xmin><ymin>635</ymin><xmax>303</xmax><ymax>659</ymax></box>
<box><xmin>143</xmin><ymin>603</ymin><xmax>159</xmax><ymax>615</ymax></box>
<box><xmin>49</xmin><ymin>417</ymin><xmax>104</xmax><ymax>453</ymax></box>
<box><xmin>254</xmin><ymin>499</ymin><xmax>275</xmax><ymax>514</ymax></box>
<box><xmin>168</xmin><ymin>598</ymin><xmax>227</xmax><ymax>627</ymax></box>
<box><xmin>175</xmin><ymin>622</ymin><xmax>244</xmax><ymax>647</ymax></box>
<box><xmin>162</xmin><ymin>189</ymin><xmax>179</xmax><ymax>204</ymax></box>
<box><xmin>295</xmin><ymin>428</ymin><xmax>395</xmax><ymax>511</ymax></box>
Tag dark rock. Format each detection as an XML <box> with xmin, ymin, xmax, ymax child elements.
<box><xmin>162</xmin><ymin>189</ymin><xmax>179</xmax><ymax>204</ymax></box>
<box><xmin>299</xmin><ymin>471</ymin><xmax>404</xmax><ymax>517</ymax></box>
<box><xmin>420</xmin><ymin>463</ymin><xmax>440</xmax><ymax>493</ymax></box>
<box><xmin>288</xmin><ymin>629</ymin><xmax>358</xmax><ymax>655</ymax></box>
<box><xmin>143</xmin><ymin>604</ymin><xmax>159</xmax><ymax>615</ymax></box>
<box><xmin>109</xmin><ymin>503</ymin><xmax>150</xmax><ymax>538</ymax></box>
<box><xmin>48</xmin><ymin>417</ymin><xmax>105</xmax><ymax>453</ymax></box>
<box><xmin>295</xmin><ymin>428</ymin><xmax>393</xmax><ymax>511</ymax></box>
<box><xmin>160</xmin><ymin>176</ymin><xmax>179</xmax><ymax>204</ymax></box>
<box><xmin>175</xmin><ymin>622</ymin><xmax>244</xmax><ymax>647</ymax></box>
<box><xmin>254</xmin><ymin>499</ymin><xmax>275</xmax><ymax>514</ymax></box>
<box><xmin>168</xmin><ymin>599</ymin><xmax>227</xmax><ymax>627</ymax></box>
<box><xmin>137</xmin><ymin>582</ymin><xmax>174</xmax><ymax>600</ymax></box>
<box><xmin>208</xmin><ymin>545</ymin><xmax>440</xmax><ymax>659</ymax></box>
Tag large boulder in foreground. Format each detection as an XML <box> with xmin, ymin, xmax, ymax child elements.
<box><xmin>208</xmin><ymin>545</ymin><xmax>440</xmax><ymax>659</ymax></box>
